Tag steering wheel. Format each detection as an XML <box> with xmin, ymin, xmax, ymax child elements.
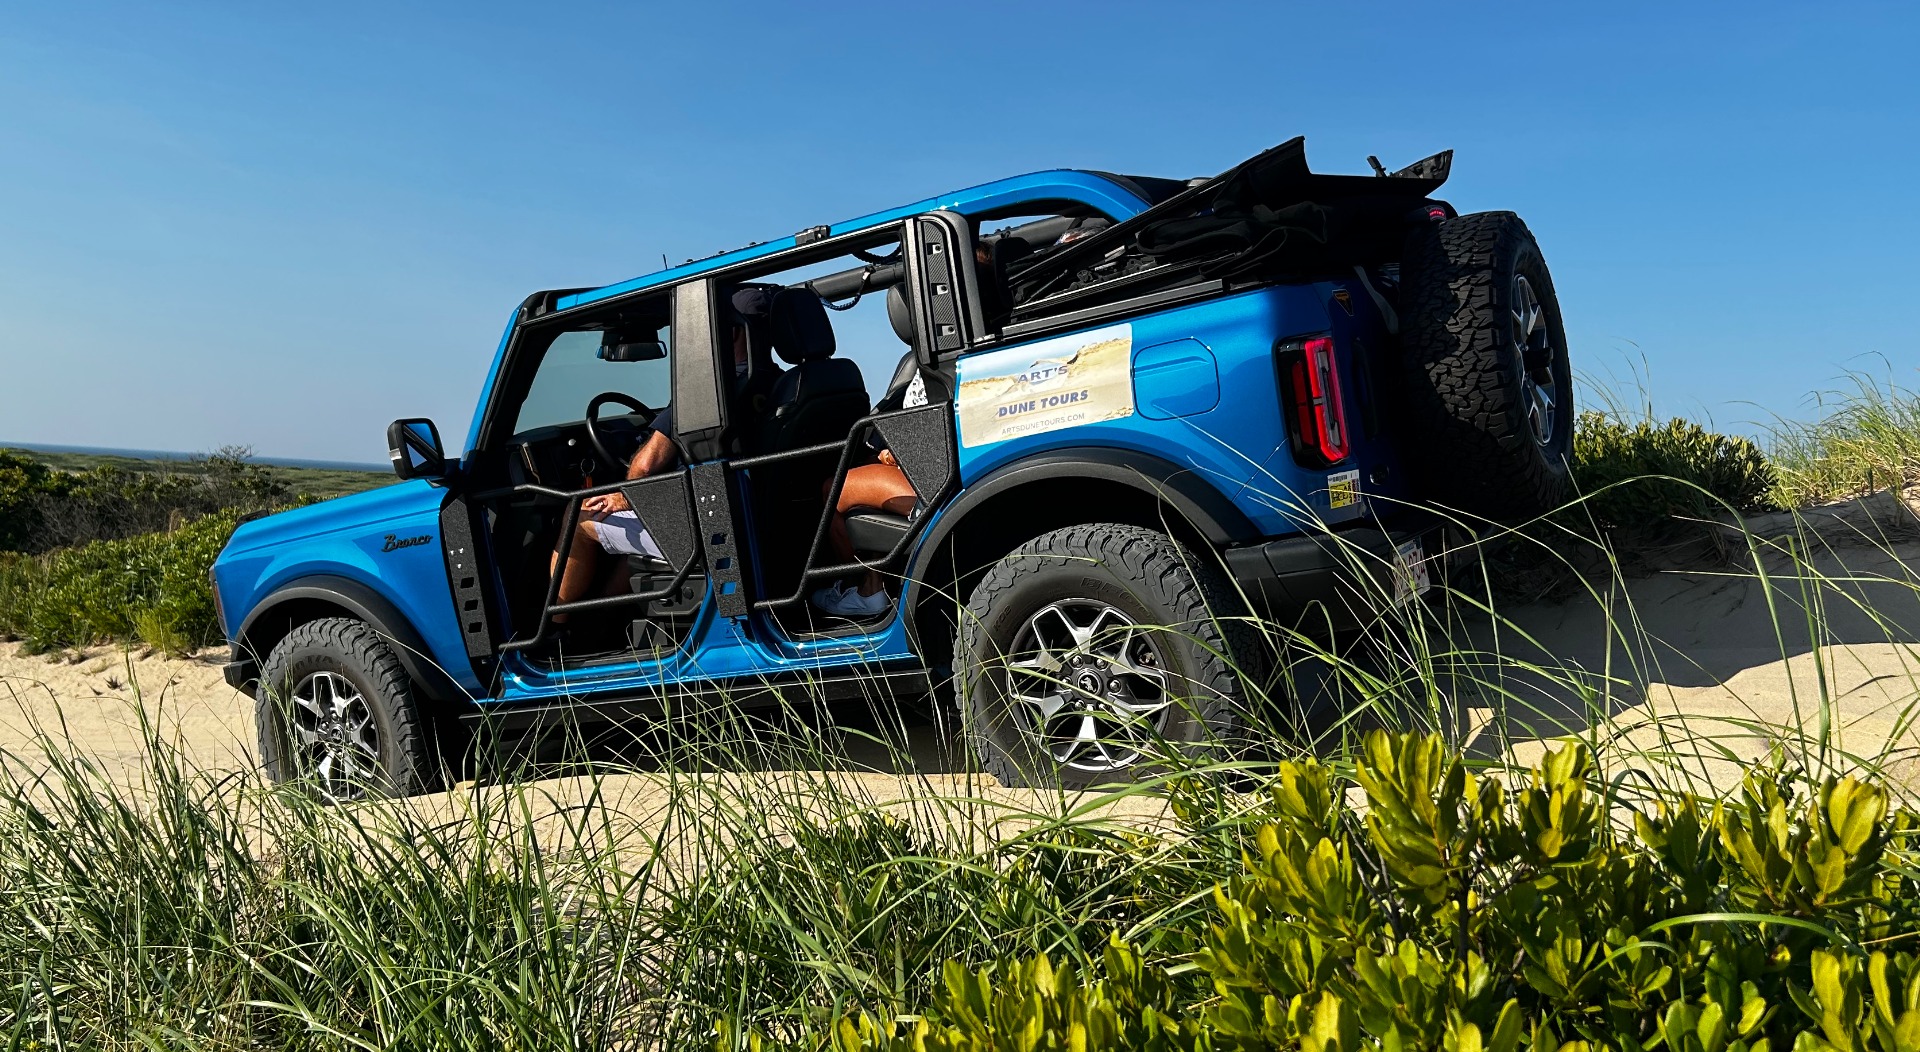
<box><xmin>584</xmin><ymin>391</ymin><xmax>656</xmax><ymax>474</ymax></box>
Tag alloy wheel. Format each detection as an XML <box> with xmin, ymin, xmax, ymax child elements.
<box><xmin>287</xmin><ymin>670</ymin><xmax>381</xmax><ymax>798</ymax></box>
<box><xmin>1512</xmin><ymin>273</ymin><xmax>1560</xmax><ymax>448</ymax></box>
<box><xmin>1001</xmin><ymin>599</ymin><xmax>1175</xmax><ymax>773</ymax></box>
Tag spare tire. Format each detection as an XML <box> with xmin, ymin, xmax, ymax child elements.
<box><xmin>1398</xmin><ymin>210</ymin><xmax>1573</xmax><ymax>523</ymax></box>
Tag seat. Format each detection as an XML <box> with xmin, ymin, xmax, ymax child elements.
<box><xmin>978</xmin><ymin>235</ymin><xmax>1031</xmax><ymax>331</ymax></box>
<box><xmin>626</xmin><ymin>553</ymin><xmax>704</xmax><ymax>648</ymax></box>
<box><xmin>761</xmin><ymin>287</ymin><xmax>870</xmax><ymax>450</ymax></box>
<box><xmin>845</xmin><ymin>509</ymin><xmax>911</xmax><ymax>556</ymax></box>
<box><xmin>837</xmin><ymin>296</ymin><xmax>924</xmax><ymax>559</ymax></box>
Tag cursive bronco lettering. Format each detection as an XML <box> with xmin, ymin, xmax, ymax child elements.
<box><xmin>381</xmin><ymin>533</ymin><xmax>432</xmax><ymax>553</ymax></box>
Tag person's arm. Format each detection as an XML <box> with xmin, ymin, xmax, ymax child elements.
<box><xmin>582</xmin><ymin>431</ymin><xmax>679</xmax><ymax>514</ymax></box>
<box><xmin>626</xmin><ymin>430</ymin><xmax>678</xmax><ymax>479</ymax></box>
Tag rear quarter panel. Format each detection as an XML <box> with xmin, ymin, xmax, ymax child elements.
<box><xmin>953</xmin><ymin>285</ymin><xmax>1385</xmax><ymax>537</ymax></box>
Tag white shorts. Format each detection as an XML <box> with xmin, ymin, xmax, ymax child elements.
<box><xmin>585</xmin><ymin>510</ymin><xmax>664</xmax><ymax>560</ymax></box>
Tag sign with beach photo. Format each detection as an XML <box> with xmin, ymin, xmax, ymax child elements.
<box><xmin>956</xmin><ymin>323</ymin><xmax>1135</xmax><ymax>448</ymax></box>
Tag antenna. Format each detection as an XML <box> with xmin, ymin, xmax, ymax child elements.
<box><xmin>1367</xmin><ymin>155</ymin><xmax>1388</xmax><ymax>177</ymax></box>
<box><xmin>661</xmin><ymin>253</ymin><xmax>669</xmax><ymax>270</ymax></box>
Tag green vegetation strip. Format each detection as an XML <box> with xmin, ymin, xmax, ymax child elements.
<box><xmin>0</xmin><ymin>446</ymin><xmax>387</xmax><ymax>653</ymax></box>
<box><xmin>2</xmin><ymin>716</ymin><xmax>1916</xmax><ymax>1050</ymax></box>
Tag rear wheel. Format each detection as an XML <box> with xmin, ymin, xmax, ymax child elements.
<box><xmin>257</xmin><ymin>617</ymin><xmax>438</xmax><ymax>799</ymax></box>
<box><xmin>954</xmin><ymin>523</ymin><xmax>1259</xmax><ymax>788</ymax></box>
<box><xmin>1398</xmin><ymin>210</ymin><xmax>1574</xmax><ymax>523</ymax></box>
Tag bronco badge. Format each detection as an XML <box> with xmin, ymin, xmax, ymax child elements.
<box><xmin>381</xmin><ymin>533</ymin><xmax>433</xmax><ymax>553</ymax></box>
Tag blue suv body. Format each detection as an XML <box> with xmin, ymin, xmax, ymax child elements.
<box><xmin>215</xmin><ymin>138</ymin><xmax>1575</xmax><ymax>793</ymax></box>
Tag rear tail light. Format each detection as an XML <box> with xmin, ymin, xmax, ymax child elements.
<box><xmin>1279</xmin><ymin>335</ymin><xmax>1351</xmax><ymax>467</ymax></box>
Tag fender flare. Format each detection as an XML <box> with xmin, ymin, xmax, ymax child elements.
<box><xmin>233</xmin><ymin>574</ymin><xmax>469</xmax><ymax>705</ymax></box>
<box><xmin>902</xmin><ymin>447</ymin><xmax>1257</xmax><ymax>640</ymax></box>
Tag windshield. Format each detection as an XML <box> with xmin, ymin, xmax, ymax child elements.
<box><xmin>510</xmin><ymin>329</ymin><xmax>672</xmax><ymax>438</ymax></box>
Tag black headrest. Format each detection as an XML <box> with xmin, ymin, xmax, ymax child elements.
<box><xmin>729</xmin><ymin>285</ymin><xmax>780</xmax><ymax>369</ymax></box>
<box><xmin>886</xmin><ymin>285</ymin><xmax>914</xmax><ymax>346</ymax></box>
<box><xmin>989</xmin><ymin>235</ymin><xmax>1033</xmax><ymax>273</ymax></box>
<box><xmin>768</xmin><ymin>287</ymin><xmax>836</xmax><ymax>365</ymax></box>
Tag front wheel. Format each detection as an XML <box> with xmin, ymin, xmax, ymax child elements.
<box><xmin>953</xmin><ymin>524</ymin><xmax>1259</xmax><ymax>788</ymax></box>
<box><xmin>257</xmin><ymin>617</ymin><xmax>438</xmax><ymax>799</ymax></box>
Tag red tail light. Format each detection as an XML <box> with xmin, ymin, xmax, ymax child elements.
<box><xmin>1280</xmin><ymin>335</ymin><xmax>1351</xmax><ymax>466</ymax></box>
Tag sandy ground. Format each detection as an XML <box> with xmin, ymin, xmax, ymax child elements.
<box><xmin>1457</xmin><ymin>497</ymin><xmax>1920</xmax><ymax>792</ymax></box>
<box><xmin>5</xmin><ymin>491</ymin><xmax>1918</xmax><ymax>812</ymax></box>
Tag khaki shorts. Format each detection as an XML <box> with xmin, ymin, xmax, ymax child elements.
<box><xmin>584</xmin><ymin>510</ymin><xmax>663</xmax><ymax>560</ymax></box>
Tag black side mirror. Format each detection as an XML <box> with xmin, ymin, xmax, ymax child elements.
<box><xmin>386</xmin><ymin>418</ymin><xmax>447</xmax><ymax>481</ymax></box>
<box><xmin>598</xmin><ymin>334</ymin><xmax>668</xmax><ymax>362</ymax></box>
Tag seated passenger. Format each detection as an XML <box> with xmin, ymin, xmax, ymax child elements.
<box><xmin>810</xmin><ymin>349</ymin><xmax>928</xmax><ymax>618</ymax></box>
<box><xmin>547</xmin><ymin>406</ymin><xmax>678</xmax><ymax>622</ymax></box>
<box><xmin>549</xmin><ymin>299</ymin><xmax>766</xmax><ymax>622</ymax></box>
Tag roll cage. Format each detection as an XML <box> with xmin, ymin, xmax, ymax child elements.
<box><xmin>464</xmin><ymin>209</ymin><xmax>988</xmax><ymax>654</ymax></box>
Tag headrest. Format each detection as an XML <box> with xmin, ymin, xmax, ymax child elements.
<box><xmin>768</xmin><ymin>286</ymin><xmax>836</xmax><ymax>364</ymax></box>
<box><xmin>886</xmin><ymin>285</ymin><xmax>914</xmax><ymax>346</ymax></box>
<box><xmin>989</xmin><ymin>235</ymin><xmax>1033</xmax><ymax>272</ymax></box>
<box><xmin>730</xmin><ymin>285</ymin><xmax>777</xmax><ymax>323</ymax></box>
<box><xmin>729</xmin><ymin>285</ymin><xmax>779</xmax><ymax>368</ymax></box>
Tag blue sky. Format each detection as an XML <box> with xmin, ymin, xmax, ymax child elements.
<box><xmin>1</xmin><ymin>1</ymin><xmax>1914</xmax><ymax>463</ymax></box>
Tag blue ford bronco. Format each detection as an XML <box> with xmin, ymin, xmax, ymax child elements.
<box><xmin>212</xmin><ymin>138</ymin><xmax>1573</xmax><ymax>795</ymax></box>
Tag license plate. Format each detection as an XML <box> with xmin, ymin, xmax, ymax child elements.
<box><xmin>1392</xmin><ymin>537</ymin><xmax>1432</xmax><ymax>604</ymax></box>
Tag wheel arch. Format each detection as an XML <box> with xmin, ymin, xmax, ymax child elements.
<box><xmin>902</xmin><ymin>447</ymin><xmax>1256</xmax><ymax>665</ymax></box>
<box><xmin>233</xmin><ymin>575</ymin><xmax>474</xmax><ymax>711</ymax></box>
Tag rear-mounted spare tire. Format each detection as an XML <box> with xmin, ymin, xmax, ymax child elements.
<box><xmin>1398</xmin><ymin>211</ymin><xmax>1573</xmax><ymax>523</ymax></box>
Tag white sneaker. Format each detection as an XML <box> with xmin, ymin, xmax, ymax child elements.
<box><xmin>811</xmin><ymin>581</ymin><xmax>891</xmax><ymax>618</ymax></box>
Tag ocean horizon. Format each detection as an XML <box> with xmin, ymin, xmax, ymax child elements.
<box><xmin>3</xmin><ymin>440</ymin><xmax>387</xmax><ymax>474</ymax></box>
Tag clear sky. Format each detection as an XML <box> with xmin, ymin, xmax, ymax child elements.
<box><xmin>1</xmin><ymin>1</ymin><xmax>1914</xmax><ymax>463</ymax></box>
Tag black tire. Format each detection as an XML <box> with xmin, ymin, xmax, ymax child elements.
<box><xmin>257</xmin><ymin>617</ymin><xmax>438</xmax><ymax>799</ymax></box>
<box><xmin>953</xmin><ymin>523</ymin><xmax>1260</xmax><ymax>789</ymax></box>
<box><xmin>1399</xmin><ymin>210</ymin><xmax>1574</xmax><ymax>523</ymax></box>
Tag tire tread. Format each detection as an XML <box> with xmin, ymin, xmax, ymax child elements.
<box><xmin>256</xmin><ymin>616</ymin><xmax>434</xmax><ymax>795</ymax></box>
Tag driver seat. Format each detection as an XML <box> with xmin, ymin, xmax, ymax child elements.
<box><xmin>761</xmin><ymin>288</ymin><xmax>869</xmax><ymax>450</ymax></box>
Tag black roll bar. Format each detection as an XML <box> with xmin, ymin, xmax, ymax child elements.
<box><xmin>474</xmin><ymin>476</ymin><xmax>701</xmax><ymax>654</ymax></box>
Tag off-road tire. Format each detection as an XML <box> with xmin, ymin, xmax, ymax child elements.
<box><xmin>1399</xmin><ymin>210</ymin><xmax>1574</xmax><ymax>523</ymax></box>
<box><xmin>257</xmin><ymin>617</ymin><xmax>437</xmax><ymax>798</ymax></box>
<box><xmin>954</xmin><ymin>523</ymin><xmax>1261</xmax><ymax>789</ymax></box>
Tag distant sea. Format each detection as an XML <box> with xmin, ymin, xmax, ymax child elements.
<box><xmin>2</xmin><ymin>441</ymin><xmax>386</xmax><ymax>474</ymax></box>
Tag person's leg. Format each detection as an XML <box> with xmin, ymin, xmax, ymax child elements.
<box><xmin>548</xmin><ymin>520</ymin><xmax>604</xmax><ymax>623</ymax></box>
<box><xmin>597</xmin><ymin>554</ymin><xmax>632</xmax><ymax>597</ymax></box>
<box><xmin>834</xmin><ymin>464</ymin><xmax>917</xmax><ymax>597</ymax></box>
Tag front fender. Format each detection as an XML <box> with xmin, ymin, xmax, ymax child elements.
<box><xmin>231</xmin><ymin>574</ymin><xmax>476</xmax><ymax>705</ymax></box>
<box><xmin>215</xmin><ymin>481</ymin><xmax>483</xmax><ymax>700</ymax></box>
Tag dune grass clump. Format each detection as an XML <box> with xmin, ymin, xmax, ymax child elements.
<box><xmin>1768</xmin><ymin>371</ymin><xmax>1920</xmax><ymax>508</ymax></box>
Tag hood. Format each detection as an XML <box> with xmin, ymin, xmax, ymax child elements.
<box><xmin>222</xmin><ymin>479</ymin><xmax>445</xmax><ymax>556</ymax></box>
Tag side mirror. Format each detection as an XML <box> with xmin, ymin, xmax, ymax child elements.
<box><xmin>386</xmin><ymin>418</ymin><xmax>447</xmax><ymax>481</ymax></box>
<box><xmin>598</xmin><ymin>335</ymin><xmax>668</xmax><ymax>362</ymax></box>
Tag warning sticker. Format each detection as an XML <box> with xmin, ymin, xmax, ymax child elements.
<box><xmin>1327</xmin><ymin>469</ymin><xmax>1362</xmax><ymax>509</ymax></box>
<box><xmin>957</xmin><ymin>324</ymin><xmax>1134</xmax><ymax>448</ymax></box>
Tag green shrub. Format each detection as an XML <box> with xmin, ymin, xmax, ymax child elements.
<box><xmin>0</xmin><ymin>448</ymin><xmax>73</xmax><ymax>551</ymax></box>
<box><xmin>0</xmin><ymin>508</ymin><xmax>240</xmax><ymax>652</ymax></box>
<box><xmin>1572</xmin><ymin>412</ymin><xmax>1780</xmax><ymax>530</ymax></box>
<box><xmin>808</xmin><ymin>732</ymin><xmax>1920</xmax><ymax>1052</ymax></box>
<box><xmin>0</xmin><ymin>550</ymin><xmax>50</xmax><ymax>641</ymax></box>
<box><xmin>0</xmin><ymin>445</ymin><xmax>287</xmax><ymax>554</ymax></box>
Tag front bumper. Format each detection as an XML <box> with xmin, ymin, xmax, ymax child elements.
<box><xmin>222</xmin><ymin>653</ymin><xmax>258</xmax><ymax>693</ymax></box>
<box><xmin>1223</xmin><ymin>524</ymin><xmax>1445</xmax><ymax>627</ymax></box>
